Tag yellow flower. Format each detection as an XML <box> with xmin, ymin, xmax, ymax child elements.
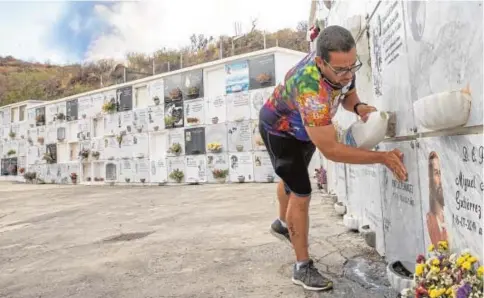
<box><xmin>438</xmin><ymin>240</ymin><xmax>448</xmax><ymax>251</ymax></box>
<box><xmin>415</xmin><ymin>264</ymin><xmax>425</xmax><ymax>276</ymax></box>
<box><xmin>428</xmin><ymin>244</ymin><xmax>435</xmax><ymax>252</ymax></box>
<box><xmin>431</xmin><ymin>265</ymin><xmax>440</xmax><ymax>274</ymax></box>
<box><xmin>445</xmin><ymin>288</ymin><xmax>453</xmax><ymax>295</ymax></box>
<box><xmin>429</xmin><ymin>288</ymin><xmax>446</xmax><ymax>298</ymax></box>
<box><xmin>477</xmin><ymin>266</ymin><xmax>484</xmax><ymax>277</ymax></box>
<box><xmin>456</xmin><ymin>256</ymin><xmax>466</xmax><ymax>266</ymax></box>
<box><xmin>432</xmin><ymin>259</ymin><xmax>440</xmax><ymax>266</ymax></box>
<box><xmin>462</xmin><ymin>261</ymin><xmax>471</xmax><ymax>270</ymax></box>
<box><xmin>468</xmin><ymin>256</ymin><xmax>478</xmax><ymax>264</ymax></box>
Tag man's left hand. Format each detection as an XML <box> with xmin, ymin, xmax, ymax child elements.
<box><xmin>357</xmin><ymin>104</ymin><xmax>377</xmax><ymax>122</ymax></box>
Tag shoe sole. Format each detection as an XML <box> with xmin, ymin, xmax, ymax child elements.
<box><xmin>269</xmin><ymin>228</ymin><xmax>292</xmax><ymax>246</ymax></box>
<box><xmin>292</xmin><ymin>278</ymin><xmax>333</xmax><ymax>291</ymax></box>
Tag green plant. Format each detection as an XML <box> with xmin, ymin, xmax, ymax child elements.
<box><xmin>8</xmin><ymin>131</ymin><xmax>15</xmax><ymax>139</ymax></box>
<box><xmin>212</xmin><ymin>169</ymin><xmax>228</xmax><ymax>179</ymax></box>
<box><xmin>169</xmin><ymin>169</ymin><xmax>184</xmax><ymax>183</ymax></box>
<box><xmin>7</xmin><ymin>149</ymin><xmax>16</xmax><ymax>156</ymax></box>
<box><xmin>78</xmin><ymin>149</ymin><xmax>90</xmax><ymax>159</ymax></box>
<box><xmin>42</xmin><ymin>152</ymin><xmax>55</xmax><ymax>164</ymax></box>
<box><xmin>91</xmin><ymin>151</ymin><xmax>100</xmax><ymax>159</ymax></box>
<box><xmin>102</xmin><ymin>101</ymin><xmax>116</xmax><ymax>113</ymax></box>
<box><xmin>56</xmin><ymin>112</ymin><xmax>66</xmax><ymax>120</ymax></box>
<box><xmin>164</xmin><ymin>116</ymin><xmax>175</xmax><ymax>127</ymax></box>
<box><xmin>23</xmin><ymin>172</ymin><xmax>37</xmax><ymax>182</ymax></box>
<box><xmin>168</xmin><ymin>143</ymin><xmax>182</xmax><ymax>155</ymax></box>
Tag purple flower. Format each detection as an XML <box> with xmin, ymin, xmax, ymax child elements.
<box><xmin>457</xmin><ymin>283</ymin><xmax>472</xmax><ymax>298</ymax></box>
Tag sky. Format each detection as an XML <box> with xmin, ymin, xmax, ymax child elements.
<box><xmin>0</xmin><ymin>0</ymin><xmax>310</xmax><ymax>65</ymax></box>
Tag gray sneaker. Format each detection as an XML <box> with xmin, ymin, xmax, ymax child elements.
<box><xmin>292</xmin><ymin>260</ymin><xmax>333</xmax><ymax>291</ymax></box>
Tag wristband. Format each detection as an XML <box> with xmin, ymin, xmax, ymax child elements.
<box><xmin>353</xmin><ymin>102</ymin><xmax>367</xmax><ymax>116</ymax></box>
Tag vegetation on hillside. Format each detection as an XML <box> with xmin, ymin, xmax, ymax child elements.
<box><xmin>0</xmin><ymin>22</ymin><xmax>309</xmax><ymax>107</ymax></box>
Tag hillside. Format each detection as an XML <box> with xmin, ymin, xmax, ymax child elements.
<box><xmin>0</xmin><ymin>25</ymin><xmax>309</xmax><ymax>107</ymax></box>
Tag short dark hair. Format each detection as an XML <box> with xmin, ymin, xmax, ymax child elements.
<box><xmin>316</xmin><ymin>25</ymin><xmax>356</xmax><ymax>62</ymax></box>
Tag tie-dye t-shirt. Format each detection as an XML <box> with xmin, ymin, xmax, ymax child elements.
<box><xmin>259</xmin><ymin>51</ymin><xmax>356</xmax><ymax>142</ymax></box>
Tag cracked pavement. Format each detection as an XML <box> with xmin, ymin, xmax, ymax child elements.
<box><xmin>0</xmin><ymin>182</ymin><xmax>397</xmax><ymax>298</ymax></box>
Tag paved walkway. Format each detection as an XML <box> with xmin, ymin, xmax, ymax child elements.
<box><xmin>0</xmin><ymin>182</ymin><xmax>396</xmax><ymax>298</ymax></box>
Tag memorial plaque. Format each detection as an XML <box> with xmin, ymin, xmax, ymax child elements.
<box><xmin>119</xmin><ymin>159</ymin><xmax>134</xmax><ymax>183</ymax></box>
<box><xmin>226</xmin><ymin>91</ymin><xmax>250</xmax><ymax>122</ymax></box>
<box><xmin>404</xmin><ymin>1</ymin><xmax>483</xmax><ymax>128</ymax></box>
<box><xmin>66</xmin><ymin>99</ymin><xmax>79</xmax><ymax>122</ymax></box>
<box><xmin>148</xmin><ymin>79</ymin><xmax>164</xmax><ymax>107</ymax></box>
<box><xmin>184</xmin><ymin>99</ymin><xmax>205</xmax><ymax>126</ymax></box>
<box><xmin>133</xmin><ymin>108</ymin><xmax>148</xmax><ymax>132</ymax></box>
<box><xmin>227</xmin><ymin>121</ymin><xmax>252</xmax><ymax>152</ymax></box>
<box><xmin>78</xmin><ymin>96</ymin><xmax>92</xmax><ymax>119</ymax></box>
<box><xmin>228</xmin><ymin>152</ymin><xmax>254</xmax><ymax>182</ymax></box>
<box><xmin>185</xmin><ymin>155</ymin><xmax>206</xmax><ymax>183</ymax></box>
<box><xmin>135</xmin><ymin>158</ymin><xmax>150</xmax><ymax>183</ymax></box>
<box><xmin>253</xmin><ymin>151</ymin><xmax>276</xmax><ymax>182</ymax></box>
<box><xmin>205</xmin><ymin>123</ymin><xmax>228</xmax><ymax>154</ymax></box>
<box><xmin>163</xmin><ymin>74</ymin><xmax>183</xmax><ymax>102</ymax></box>
<box><xmin>335</xmin><ymin>163</ymin><xmax>348</xmax><ymax>204</ymax></box>
<box><xmin>121</xmin><ymin>111</ymin><xmax>134</xmax><ymax>132</ymax></box>
<box><xmin>417</xmin><ymin>134</ymin><xmax>483</xmax><ymax>259</ymax></box>
<box><xmin>184</xmin><ymin>127</ymin><xmax>206</xmax><ymax>155</ymax></box>
<box><xmin>164</xmin><ymin>100</ymin><xmax>184</xmax><ymax>128</ymax></box>
<box><xmin>251</xmin><ymin>120</ymin><xmax>266</xmax><ymax>151</ymax></box>
<box><xmin>168</xmin><ymin>129</ymin><xmax>185</xmax><ymax>156</ymax></box>
<box><xmin>205</xmin><ymin>95</ymin><xmax>227</xmax><ymax>124</ymax></box>
<box><xmin>167</xmin><ymin>156</ymin><xmax>185</xmax><ymax>183</ymax></box>
<box><xmin>381</xmin><ymin>141</ymin><xmax>425</xmax><ymax>265</ymax></box>
<box><xmin>147</xmin><ymin>105</ymin><xmax>165</xmax><ymax>131</ymax></box>
<box><xmin>206</xmin><ymin>153</ymin><xmax>229</xmax><ymax>183</ymax></box>
<box><xmin>248</xmin><ymin>54</ymin><xmax>275</xmax><ymax>90</ymax></box>
<box><xmin>249</xmin><ymin>87</ymin><xmax>273</xmax><ymax>120</ymax></box>
<box><xmin>181</xmin><ymin>69</ymin><xmax>204</xmax><ymax>100</ymax></box>
<box><xmin>91</xmin><ymin>93</ymin><xmax>104</xmax><ymax>115</ymax></box>
<box><xmin>150</xmin><ymin>158</ymin><xmax>167</xmax><ymax>183</ymax></box>
<box><xmin>116</xmin><ymin>86</ymin><xmax>133</xmax><ymax>111</ymax></box>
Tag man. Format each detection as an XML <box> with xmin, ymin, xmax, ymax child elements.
<box><xmin>426</xmin><ymin>151</ymin><xmax>448</xmax><ymax>246</ymax></box>
<box><xmin>258</xmin><ymin>25</ymin><xmax>408</xmax><ymax>291</ymax></box>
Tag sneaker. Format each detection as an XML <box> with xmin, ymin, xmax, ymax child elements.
<box><xmin>292</xmin><ymin>260</ymin><xmax>333</xmax><ymax>291</ymax></box>
<box><xmin>269</xmin><ymin>219</ymin><xmax>291</xmax><ymax>243</ymax></box>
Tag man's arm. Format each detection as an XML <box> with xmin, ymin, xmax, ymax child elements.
<box><xmin>342</xmin><ymin>89</ymin><xmax>359</xmax><ymax>113</ymax></box>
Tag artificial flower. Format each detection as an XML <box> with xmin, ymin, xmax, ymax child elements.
<box><xmin>429</xmin><ymin>288</ymin><xmax>446</xmax><ymax>298</ymax></box>
<box><xmin>428</xmin><ymin>244</ymin><xmax>435</xmax><ymax>252</ymax></box>
<box><xmin>477</xmin><ymin>266</ymin><xmax>484</xmax><ymax>277</ymax></box>
<box><xmin>462</xmin><ymin>261</ymin><xmax>472</xmax><ymax>271</ymax></box>
<box><xmin>416</xmin><ymin>264</ymin><xmax>426</xmax><ymax>277</ymax></box>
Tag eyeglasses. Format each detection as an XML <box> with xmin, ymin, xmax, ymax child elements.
<box><xmin>324</xmin><ymin>56</ymin><xmax>362</xmax><ymax>77</ymax></box>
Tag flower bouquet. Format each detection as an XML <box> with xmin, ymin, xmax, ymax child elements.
<box><xmin>207</xmin><ymin>142</ymin><xmax>222</xmax><ymax>153</ymax></box>
<box><xmin>401</xmin><ymin>241</ymin><xmax>484</xmax><ymax>298</ymax></box>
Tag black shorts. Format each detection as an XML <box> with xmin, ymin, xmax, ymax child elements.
<box><xmin>259</xmin><ymin>123</ymin><xmax>316</xmax><ymax>197</ymax></box>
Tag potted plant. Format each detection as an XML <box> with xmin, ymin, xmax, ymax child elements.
<box><xmin>207</xmin><ymin>142</ymin><xmax>222</xmax><ymax>153</ymax></box>
<box><xmin>102</xmin><ymin>101</ymin><xmax>116</xmax><ymax>114</ymax></box>
<box><xmin>256</xmin><ymin>73</ymin><xmax>272</xmax><ymax>85</ymax></box>
<box><xmin>19</xmin><ymin>167</ymin><xmax>25</xmax><ymax>174</ymax></box>
<box><xmin>153</xmin><ymin>96</ymin><xmax>160</xmax><ymax>105</ymax></box>
<box><xmin>82</xmin><ymin>114</ymin><xmax>87</xmax><ymax>119</ymax></box>
<box><xmin>169</xmin><ymin>88</ymin><xmax>182</xmax><ymax>100</ymax></box>
<box><xmin>136</xmin><ymin>126</ymin><xmax>143</xmax><ymax>133</ymax></box>
<box><xmin>140</xmin><ymin>178</ymin><xmax>146</xmax><ymax>184</ymax></box>
<box><xmin>36</xmin><ymin>114</ymin><xmax>45</xmax><ymax>125</ymax></box>
<box><xmin>91</xmin><ymin>151</ymin><xmax>100</xmax><ymax>160</ymax></box>
<box><xmin>37</xmin><ymin>136</ymin><xmax>44</xmax><ymax>145</ymax></box>
<box><xmin>212</xmin><ymin>169</ymin><xmax>228</xmax><ymax>183</ymax></box>
<box><xmin>7</xmin><ymin>149</ymin><xmax>16</xmax><ymax>156</ymax></box>
<box><xmin>23</xmin><ymin>172</ymin><xmax>37</xmax><ymax>183</ymax></box>
<box><xmin>86</xmin><ymin>177</ymin><xmax>91</xmax><ymax>182</ymax></box>
<box><xmin>168</xmin><ymin>143</ymin><xmax>182</xmax><ymax>156</ymax></box>
<box><xmin>70</xmin><ymin>172</ymin><xmax>78</xmax><ymax>184</ymax></box>
<box><xmin>42</xmin><ymin>152</ymin><xmax>55</xmax><ymax>164</ymax></box>
<box><xmin>116</xmin><ymin>132</ymin><xmax>125</xmax><ymax>148</ymax></box>
<box><xmin>187</xmin><ymin>86</ymin><xmax>200</xmax><ymax>99</ymax></box>
<box><xmin>237</xmin><ymin>175</ymin><xmax>245</xmax><ymax>183</ymax></box>
<box><xmin>186</xmin><ymin>117</ymin><xmax>199</xmax><ymax>124</ymax></box>
<box><xmin>169</xmin><ymin>169</ymin><xmax>184</xmax><ymax>183</ymax></box>
<box><xmin>164</xmin><ymin>116</ymin><xmax>175</xmax><ymax>128</ymax></box>
<box><xmin>236</xmin><ymin>145</ymin><xmax>244</xmax><ymax>152</ymax></box>
<box><xmin>27</xmin><ymin>137</ymin><xmax>33</xmax><ymax>145</ymax></box>
<box><xmin>125</xmin><ymin>178</ymin><xmax>131</xmax><ymax>183</ymax></box>
<box><xmin>153</xmin><ymin>126</ymin><xmax>159</xmax><ymax>131</ymax></box>
<box><xmin>401</xmin><ymin>241</ymin><xmax>484</xmax><ymax>298</ymax></box>
<box><xmin>78</xmin><ymin>149</ymin><xmax>90</xmax><ymax>160</ymax></box>
<box><xmin>56</xmin><ymin>112</ymin><xmax>66</xmax><ymax>121</ymax></box>
<box><xmin>212</xmin><ymin>117</ymin><xmax>219</xmax><ymax>124</ymax></box>
<box><xmin>8</xmin><ymin>131</ymin><xmax>15</xmax><ymax>139</ymax></box>
<box><xmin>266</xmin><ymin>174</ymin><xmax>275</xmax><ymax>183</ymax></box>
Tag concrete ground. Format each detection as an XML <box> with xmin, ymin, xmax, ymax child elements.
<box><xmin>0</xmin><ymin>182</ymin><xmax>396</xmax><ymax>298</ymax></box>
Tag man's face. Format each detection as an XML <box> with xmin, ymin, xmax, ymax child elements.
<box><xmin>431</xmin><ymin>158</ymin><xmax>441</xmax><ymax>189</ymax></box>
<box><xmin>316</xmin><ymin>47</ymin><xmax>359</xmax><ymax>87</ymax></box>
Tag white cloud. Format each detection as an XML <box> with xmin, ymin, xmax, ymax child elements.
<box><xmin>84</xmin><ymin>0</ymin><xmax>309</xmax><ymax>62</ymax></box>
<box><xmin>0</xmin><ymin>2</ymin><xmax>75</xmax><ymax>64</ymax></box>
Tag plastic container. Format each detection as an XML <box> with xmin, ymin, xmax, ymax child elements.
<box><xmin>413</xmin><ymin>85</ymin><xmax>472</xmax><ymax>131</ymax></box>
<box><xmin>342</xmin><ymin>111</ymin><xmax>389</xmax><ymax>150</ymax></box>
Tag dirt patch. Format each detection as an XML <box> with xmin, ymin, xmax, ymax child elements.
<box><xmin>101</xmin><ymin>231</ymin><xmax>154</xmax><ymax>243</ymax></box>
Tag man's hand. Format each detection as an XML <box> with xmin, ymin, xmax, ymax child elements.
<box><xmin>357</xmin><ymin>104</ymin><xmax>377</xmax><ymax>122</ymax></box>
<box><xmin>382</xmin><ymin>149</ymin><xmax>407</xmax><ymax>181</ymax></box>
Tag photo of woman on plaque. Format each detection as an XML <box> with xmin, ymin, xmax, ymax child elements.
<box><xmin>426</xmin><ymin>151</ymin><xmax>448</xmax><ymax>246</ymax></box>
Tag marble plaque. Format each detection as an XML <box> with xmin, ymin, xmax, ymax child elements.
<box><xmin>104</xmin><ymin>113</ymin><xmax>119</xmax><ymax>136</ymax></box>
<box><xmin>133</xmin><ymin>109</ymin><xmax>148</xmax><ymax>132</ymax></box>
<box><xmin>205</xmin><ymin>123</ymin><xmax>228</xmax><ymax>154</ymax></box>
<box><xmin>164</xmin><ymin>100</ymin><xmax>184</xmax><ymax>128</ymax></box>
<box><xmin>184</xmin><ymin>99</ymin><xmax>205</xmax><ymax>126</ymax></box>
<box><xmin>369</xmin><ymin>1</ymin><xmax>415</xmax><ymax>136</ymax></box>
<box><xmin>119</xmin><ymin>158</ymin><xmax>134</xmax><ymax>183</ymax></box>
<box><xmin>380</xmin><ymin>141</ymin><xmax>425</xmax><ymax>265</ymax></box>
<box><xmin>147</xmin><ymin>105</ymin><xmax>165</xmax><ymax>131</ymax></box>
<box><xmin>135</xmin><ymin>158</ymin><xmax>150</xmax><ymax>183</ymax></box>
<box><xmin>227</xmin><ymin>121</ymin><xmax>252</xmax><ymax>152</ymax></box>
<box><xmin>345</xmin><ymin>165</ymin><xmax>364</xmax><ymax>220</ymax></box>
<box><xmin>228</xmin><ymin>152</ymin><xmax>254</xmax><ymax>182</ymax></box>
<box><xmin>168</xmin><ymin>129</ymin><xmax>185</xmax><ymax>156</ymax></box>
<box><xmin>226</xmin><ymin>91</ymin><xmax>250</xmax><ymax>122</ymax></box>
<box><xmin>205</xmin><ymin>95</ymin><xmax>227</xmax><ymax>124</ymax></box>
<box><xmin>335</xmin><ymin>162</ymin><xmax>348</xmax><ymax>204</ymax></box>
<box><xmin>417</xmin><ymin>134</ymin><xmax>483</xmax><ymax>259</ymax></box>
<box><xmin>46</xmin><ymin>125</ymin><xmax>57</xmax><ymax>144</ymax></box>
<box><xmin>46</xmin><ymin>104</ymin><xmax>58</xmax><ymax>125</ymax></box>
<box><xmin>78</xmin><ymin>96</ymin><xmax>92</xmax><ymax>119</ymax></box>
<box><xmin>167</xmin><ymin>156</ymin><xmax>185</xmax><ymax>183</ymax></box>
<box><xmin>91</xmin><ymin>93</ymin><xmax>105</xmax><ymax>115</ymax></box>
<box><xmin>185</xmin><ymin>155</ymin><xmax>206</xmax><ymax>183</ymax></box>
<box><xmin>404</xmin><ymin>1</ymin><xmax>483</xmax><ymax>128</ymax></box>
<box><xmin>206</xmin><ymin>153</ymin><xmax>229</xmax><ymax>183</ymax></box>
<box><xmin>251</xmin><ymin>120</ymin><xmax>266</xmax><ymax>151</ymax></box>
<box><xmin>150</xmin><ymin>158</ymin><xmax>167</xmax><ymax>183</ymax></box>
<box><xmin>253</xmin><ymin>151</ymin><xmax>276</xmax><ymax>182</ymax></box>
<box><xmin>148</xmin><ymin>79</ymin><xmax>164</xmax><ymax>107</ymax></box>
<box><xmin>249</xmin><ymin>87</ymin><xmax>273</xmax><ymax>120</ymax></box>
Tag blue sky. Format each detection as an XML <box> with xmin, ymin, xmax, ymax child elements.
<box><xmin>0</xmin><ymin>1</ymin><xmax>310</xmax><ymax>64</ymax></box>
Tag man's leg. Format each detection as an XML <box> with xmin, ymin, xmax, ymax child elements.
<box><xmin>269</xmin><ymin>181</ymin><xmax>292</xmax><ymax>242</ymax></box>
